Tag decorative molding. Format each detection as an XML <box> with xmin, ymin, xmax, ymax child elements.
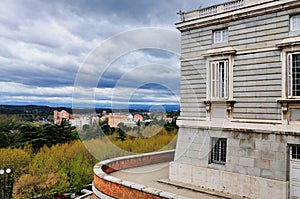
<box><xmin>277</xmin><ymin>99</ymin><xmax>300</xmax><ymax>103</ymax></box>
<box><xmin>277</xmin><ymin>99</ymin><xmax>300</xmax><ymax>124</ymax></box>
<box><xmin>276</xmin><ymin>36</ymin><xmax>300</xmax><ymax>48</ymax></box>
<box><xmin>176</xmin><ymin>0</ymin><xmax>300</xmax><ymax>31</ymax></box>
<box><xmin>204</xmin><ymin>47</ymin><xmax>236</xmax><ymax>57</ymax></box>
<box><xmin>181</xmin><ymin>46</ymin><xmax>278</xmax><ymax>62</ymax></box>
<box><xmin>177</xmin><ymin>117</ymin><xmax>300</xmax><ymax>135</ymax></box>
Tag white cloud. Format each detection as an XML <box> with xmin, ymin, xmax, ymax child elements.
<box><xmin>0</xmin><ymin>0</ymin><xmax>224</xmax><ymax>107</ymax></box>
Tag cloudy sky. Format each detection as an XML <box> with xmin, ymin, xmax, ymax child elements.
<box><xmin>0</xmin><ymin>0</ymin><xmax>224</xmax><ymax>109</ymax></box>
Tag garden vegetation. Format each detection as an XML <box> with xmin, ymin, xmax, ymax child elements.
<box><xmin>0</xmin><ymin>113</ymin><xmax>178</xmax><ymax>199</ymax></box>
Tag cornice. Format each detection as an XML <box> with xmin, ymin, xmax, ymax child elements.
<box><xmin>276</xmin><ymin>36</ymin><xmax>300</xmax><ymax>48</ymax></box>
<box><xmin>176</xmin><ymin>0</ymin><xmax>300</xmax><ymax>31</ymax></box>
<box><xmin>204</xmin><ymin>46</ymin><xmax>236</xmax><ymax>57</ymax></box>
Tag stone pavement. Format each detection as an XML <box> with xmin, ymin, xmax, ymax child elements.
<box><xmin>110</xmin><ymin>162</ymin><xmax>234</xmax><ymax>199</ymax></box>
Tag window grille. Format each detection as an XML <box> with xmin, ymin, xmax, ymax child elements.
<box><xmin>211</xmin><ymin>138</ymin><xmax>227</xmax><ymax>164</ymax></box>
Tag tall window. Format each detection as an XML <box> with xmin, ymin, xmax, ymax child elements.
<box><xmin>210</xmin><ymin>60</ymin><xmax>229</xmax><ymax>100</ymax></box>
<box><xmin>291</xmin><ymin>145</ymin><xmax>300</xmax><ymax>160</ymax></box>
<box><xmin>214</xmin><ymin>29</ymin><xmax>228</xmax><ymax>43</ymax></box>
<box><xmin>211</xmin><ymin>138</ymin><xmax>227</xmax><ymax>164</ymax></box>
<box><xmin>290</xmin><ymin>15</ymin><xmax>300</xmax><ymax>31</ymax></box>
<box><xmin>288</xmin><ymin>53</ymin><xmax>300</xmax><ymax>97</ymax></box>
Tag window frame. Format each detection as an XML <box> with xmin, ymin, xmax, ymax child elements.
<box><xmin>290</xmin><ymin>15</ymin><xmax>300</xmax><ymax>32</ymax></box>
<box><xmin>210</xmin><ymin>137</ymin><xmax>227</xmax><ymax>165</ymax></box>
<box><xmin>213</xmin><ymin>29</ymin><xmax>229</xmax><ymax>44</ymax></box>
<box><xmin>210</xmin><ymin>60</ymin><xmax>229</xmax><ymax>100</ymax></box>
<box><xmin>291</xmin><ymin>145</ymin><xmax>300</xmax><ymax>160</ymax></box>
<box><xmin>287</xmin><ymin>52</ymin><xmax>300</xmax><ymax>98</ymax></box>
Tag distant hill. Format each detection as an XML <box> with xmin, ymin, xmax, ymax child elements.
<box><xmin>0</xmin><ymin>105</ymin><xmax>72</xmax><ymax>117</ymax></box>
<box><xmin>0</xmin><ymin>104</ymin><xmax>180</xmax><ymax>117</ymax></box>
<box><xmin>128</xmin><ymin>104</ymin><xmax>180</xmax><ymax>112</ymax></box>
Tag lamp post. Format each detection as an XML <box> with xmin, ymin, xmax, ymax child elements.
<box><xmin>0</xmin><ymin>168</ymin><xmax>13</xmax><ymax>199</ymax></box>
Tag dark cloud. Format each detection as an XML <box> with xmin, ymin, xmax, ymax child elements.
<box><xmin>0</xmin><ymin>0</ymin><xmax>224</xmax><ymax>107</ymax></box>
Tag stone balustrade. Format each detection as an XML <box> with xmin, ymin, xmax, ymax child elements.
<box><xmin>179</xmin><ymin>0</ymin><xmax>245</xmax><ymax>21</ymax></box>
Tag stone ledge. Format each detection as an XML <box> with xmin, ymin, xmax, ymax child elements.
<box><xmin>157</xmin><ymin>178</ymin><xmax>238</xmax><ymax>199</ymax></box>
<box><xmin>93</xmin><ymin>150</ymin><xmax>181</xmax><ymax>199</ymax></box>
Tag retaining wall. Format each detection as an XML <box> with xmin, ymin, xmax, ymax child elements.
<box><xmin>93</xmin><ymin>150</ymin><xmax>176</xmax><ymax>199</ymax></box>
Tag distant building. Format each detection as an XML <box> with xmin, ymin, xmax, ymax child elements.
<box><xmin>54</xmin><ymin>110</ymin><xmax>99</xmax><ymax>129</ymax></box>
<box><xmin>69</xmin><ymin>114</ymin><xmax>100</xmax><ymax>130</ymax></box>
<box><xmin>108</xmin><ymin>114</ymin><xmax>140</xmax><ymax>128</ymax></box>
<box><xmin>108</xmin><ymin>114</ymin><xmax>128</xmax><ymax>128</ymax></box>
<box><xmin>123</xmin><ymin>114</ymin><xmax>137</xmax><ymax>127</ymax></box>
<box><xmin>53</xmin><ymin>110</ymin><xmax>70</xmax><ymax>125</ymax></box>
<box><xmin>134</xmin><ymin>114</ymin><xmax>143</xmax><ymax>123</ymax></box>
<box><xmin>171</xmin><ymin>0</ymin><xmax>300</xmax><ymax>199</ymax></box>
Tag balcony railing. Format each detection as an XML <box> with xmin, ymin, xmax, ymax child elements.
<box><xmin>179</xmin><ymin>0</ymin><xmax>245</xmax><ymax>22</ymax></box>
<box><xmin>200</xmin><ymin>6</ymin><xmax>218</xmax><ymax>17</ymax></box>
<box><xmin>224</xmin><ymin>0</ymin><xmax>244</xmax><ymax>11</ymax></box>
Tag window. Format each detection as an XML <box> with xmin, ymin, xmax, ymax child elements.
<box><xmin>288</xmin><ymin>53</ymin><xmax>300</xmax><ymax>97</ymax></box>
<box><xmin>214</xmin><ymin>29</ymin><xmax>228</xmax><ymax>43</ymax></box>
<box><xmin>211</xmin><ymin>138</ymin><xmax>227</xmax><ymax>164</ymax></box>
<box><xmin>291</xmin><ymin>145</ymin><xmax>300</xmax><ymax>160</ymax></box>
<box><xmin>291</xmin><ymin>15</ymin><xmax>300</xmax><ymax>31</ymax></box>
<box><xmin>210</xmin><ymin>60</ymin><xmax>229</xmax><ymax>100</ymax></box>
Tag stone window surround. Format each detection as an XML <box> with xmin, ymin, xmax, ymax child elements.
<box><xmin>287</xmin><ymin>52</ymin><xmax>300</xmax><ymax>97</ymax></box>
<box><xmin>213</xmin><ymin>28</ymin><xmax>229</xmax><ymax>44</ymax></box>
<box><xmin>291</xmin><ymin>144</ymin><xmax>300</xmax><ymax>160</ymax></box>
<box><xmin>277</xmin><ymin>38</ymin><xmax>300</xmax><ymax>124</ymax></box>
<box><xmin>210</xmin><ymin>59</ymin><xmax>229</xmax><ymax>100</ymax></box>
<box><xmin>290</xmin><ymin>14</ymin><xmax>300</xmax><ymax>32</ymax></box>
<box><xmin>204</xmin><ymin>47</ymin><xmax>236</xmax><ymax>120</ymax></box>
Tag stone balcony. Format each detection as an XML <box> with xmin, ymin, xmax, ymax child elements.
<box><xmin>177</xmin><ymin>0</ymin><xmax>276</xmax><ymax>22</ymax></box>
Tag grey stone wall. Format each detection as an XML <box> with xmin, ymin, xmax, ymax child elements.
<box><xmin>180</xmin><ymin>60</ymin><xmax>206</xmax><ymax>118</ymax></box>
<box><xmin>179</xmin><ymin>6</ymin><xmax>300</xmax><ymax>121</ymax></box>
<box><xmin>233</xmin><ymin>51</ymin><xmax>282</xmax><ymax>120</ymax></box>
<box><xmin>174</xmin><ymin>128</ymin><xmax>294</xmax><ymax>181</ymax></box>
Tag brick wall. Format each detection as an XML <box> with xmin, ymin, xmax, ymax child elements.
<box><xmin>93</xmin><ymin>176</ymin><xmax>162</xmax><ymax>199</ymax></box>
<box><xmin>93</xmin><ymin>150</ymin><xmax>175</xmax><ymax>199</ymax></box>
<box><xmin>103</xmin><ymin>152</ymin><xmax>175</xmax><ymax>174</ymax></box>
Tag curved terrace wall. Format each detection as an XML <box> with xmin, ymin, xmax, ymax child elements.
<box><xmin>93</xmin><ymin>150</ymin><xmax>175</xmax><ymax>199</ymax></box>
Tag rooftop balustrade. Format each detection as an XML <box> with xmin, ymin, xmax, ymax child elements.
<box><xmin>178</xmin><ymin>0</ymin><xmax>245</xmax><ymax>22</ymax></box>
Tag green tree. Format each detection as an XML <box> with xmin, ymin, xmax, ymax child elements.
<box><xmin>13</xmin><ymin>123</ymin><xmax>46</xmax><ymax>150</ymax></box>
<box><xmin>136</xmin><ymin>120</ymin><xmax>143</xmax><ymax>138</ymax></box>
<box><xmin>12</xmin><ymin>119</ymin><xmax>79</xmax><ymax>150</ymax></box>
<box><xmin>0</xmin><ymin>148</ymin><xmax>31</xmax><ymax>199</ymax></box>
<box><xmin>99</xmin><ymin>118</ymin><xmax>113</xmax><ymax>136</ymax></box>
<box><xmin>0</xmin><ymin>131</ymin><xmax>11</xmax><ymax>148</ymax></box>
<box><xmin>17</xmin><ymin>141</ymin><xmax>97</xmax><ymax>198</ymax></box>
<box><xmin>117</xmin><ymin>123</ymin><xmax>126</xmax><ymax>141</ymax></box>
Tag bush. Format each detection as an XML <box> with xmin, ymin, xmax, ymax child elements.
<box><xmin>12</xmin><ymin>141</ymin><xmax>97</xmax><ymax>199</ymax></box>
<box><xmin>0</xmin><ymin>147</ymin><xmax>31</xmax><ymax>199</ymax></box>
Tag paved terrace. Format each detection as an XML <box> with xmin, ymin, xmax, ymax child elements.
<box><xmin>92</xmin><ymin>150</ymin><xmax>243</xmax><ymax>199</ymax></box>
<box><xmin>110</xmin><ymin>162</ymin><xmax>223</xmax><ymax>199</ymax></box>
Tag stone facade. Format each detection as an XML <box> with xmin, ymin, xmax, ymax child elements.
<box><xmin>171</xmin><ymin>0</ymin><xmax>300</xmax><ymax>198</ymax></box>
<box><xmin>170</xmin><ymin>128</ymin><xmax>290</xmax><ymax>198</ymax></box>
